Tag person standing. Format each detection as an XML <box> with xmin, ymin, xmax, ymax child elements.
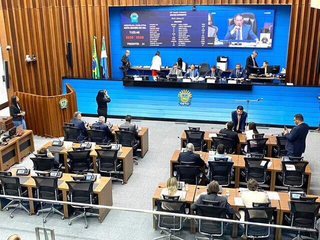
<box><xmin>231</xmin><ymin>105</ymin><xmax>247</xmax><ymax>133</ymax></box>
<box><xmin>96</xmin><ymin>89</ymin><xmax>111</xmax><ymax>122</ymax></box>
<box><xmin>245</xmin><ymin>51</ymin><xmax>259</xmax><ymax>76</ymax></box>
<box><xmin>120</xmin><ymin>50</ymin><xmax>130</xmax><ymax>79</ymax></box>
<box><xmin>150</xmin><ymin>51</ymin><xmax>162</xmax><ymax>80</ymax></box>
<box><xmin>10</xmin><ymin>96</ymin><xmax>27</xmax><ymax>129</ymax></box>
<box><xmin>283</xmin><ymin>113</ymin><xmax>309</xmax><ymax>157</ymax></box>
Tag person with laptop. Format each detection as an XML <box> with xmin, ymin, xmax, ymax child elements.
<box><xmin>10</xmin><ymin>96</ymin><xmax>27</xmax><ymax>129</ymax></box>
<box><xmin>167</xmin><ymin>64</ymin><xmax>182</xmax><ymax>79</ymax></box>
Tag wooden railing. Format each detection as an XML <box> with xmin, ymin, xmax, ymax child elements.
<box><xmin>16</xmin><ymin>84</ymin><xmax>77</xmax><ymax>137</ymax></box>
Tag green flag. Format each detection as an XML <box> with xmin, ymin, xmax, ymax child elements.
<box><xmin>92</xmin><ymin>36</ymin><xmax>100</xmax><ymax>79</ymax></box>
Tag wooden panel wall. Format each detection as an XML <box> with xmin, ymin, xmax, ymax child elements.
<box><xmin>16</xmin><ymin>84</ymin><xmax>77</xmax><ymax>137</ymax></box>
<box><xmin>0</xmin><ymin>0</ymin><xmax>319</xmax><ymax>98</ymax></box>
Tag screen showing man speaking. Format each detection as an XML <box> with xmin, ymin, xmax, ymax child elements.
<box><xmin>121</xmin><ymin>9</ymin><xmax>275</xmax><ymax>48</ymax></box>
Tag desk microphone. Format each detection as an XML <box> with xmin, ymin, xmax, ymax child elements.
<box><xmin>45</xmin><ymin>134</ymin><xmax>64</xmax><ymax>147</ymax></box>
<box><xmin>257</xmin><ymin>98</ymin><xmax>264</xmax><ymax>101</ymax></box>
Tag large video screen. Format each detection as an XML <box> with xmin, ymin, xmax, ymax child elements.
<box><xmin>121</xmin><ymin>9</ymin><xmax>274</xmax><ymax>48</ymax></box>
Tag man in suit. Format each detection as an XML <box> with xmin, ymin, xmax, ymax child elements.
<box><xmin>120</xmin><ymin>115</ymin><xmax>138</xmax><ymax>138</ymax></box>
<box><xmin>92</xmin><ymin>116</ymin><xmax>113</xmax><ymax>143</ymax></box>
<box><xmin>245</xmin><ymin>51</ymin><xmax>259</xmax><ymax>76</ymax></box>
<box><xmin>229</xmin><ymin>63</ymin><xmax>247</xmax><ymax>79</ymax></box>
<box><xmin>219</xmin><ymin>121</ymin><xmax>240</xmax><ymax>149</ymax></box>
<box><xmin>231</xmin><ymin>106</ymin><xmax>247</xmax><ymax>133</ymax></box>
<box><xmin>283</xmin><ymin>113</ymin><xmax>309</xmax><ymax>157</ymax></box>
<box><xmin>120</xmin><ymin>50</ymin><xmax>130</xmax><ymax>79</ymax></box>
<box><xmin>205</xmin><ymin>65</ymin><xmax>222</xmax><ymax>78</ymax></box>
<box><xmin>185</xmin><ymin>64</ymin><xmax>199</xmax><ymax>79</ymax></box>
<box><xmin>191</xmin><ymin>180</ymin><xmax>235</xmax><ymax>216</ymax></box>
<box><xmin>167</xmin><ymin>64</ymin><xmax>182</xmax><ymax>77</ymax></box>
<box><xmin>178</xmin><ymin>143</ymin><xmax>205</xmax><ymax>167</ymax></box>
<box><xmin>70</xmin><ymin>111</ymin><xmax>88</xmax><ymax>141</ymax></box>
<box><xmin>224</xmin><ymin>14</ymin><xmax>258</xmax><ymax>41</ymax></box>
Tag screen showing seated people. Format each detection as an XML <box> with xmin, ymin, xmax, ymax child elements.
<box><xmin>121</xmin><ymin>9</ymin><xmax>275</xmax><ymax>48</ymax></box>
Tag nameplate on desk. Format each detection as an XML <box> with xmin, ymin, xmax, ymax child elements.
<box><xmin>183</xmin><ymin>79</ymin><xmax>191</xmax><ymax>83</ymax></box>
<box><xmin>228</xmin><ymin>80</ymin><xmax>237</xmax><ymax>84</ymax></box>
<box><xmin>207</xmin><ymin>79</ymin><xmax>216</xmax><ymax>84</ymax></box>
<box><xmin>134</xmin><ymin>77</ymin><xmax>143</xmax><ymax>81</ymax></box>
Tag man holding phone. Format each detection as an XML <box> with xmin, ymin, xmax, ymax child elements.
<box><xmin>283</xmin><ymin>114</ymin><xmax>309</xmax><ymax>157</ymax></box>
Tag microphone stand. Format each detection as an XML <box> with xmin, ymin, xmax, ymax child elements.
<box><xmin>234</xmin><ymin>98</ymin><xmax>263</xmax><ymax>125</ymax></box>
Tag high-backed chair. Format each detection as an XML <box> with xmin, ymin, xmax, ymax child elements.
<box><xmin>211</xmin><ymin>137</ymin><xmax>234</xmax><ymax>154</ymax></box>
<box><xmin>194</xmin><ymin>204</ymin><xmax>227</xmax><ymax>239</ymax></box>
<box><xmin>228</xmin><ymin>13</ymin><xmax>257</xmax><ymax>34</ymax></box>
<box><xmin>32</xmin><ymin>176</ymin><xmax>64</xmax><ymax>223</ymax></box>
<box><xmin>184</xmin><ymin>130</ymin><xmax>206</xmax><ymax>152</ymax></box>
<box><xmin>67</xmin><ymin>150</ymin><xmax>92</xmax><ymax>174</ymax></box>
<box><xmin>155</xmin><ymin>199</ymin><xmax>187</xmax><ymax>240</ymax></box>
<box><xmin>0</xmin><ymin>176</ymin><xmax>30</xmax><ymax>218</ymax></box>
<box><xmin>274</xmin><ymin>136</ymin><xmax>287</xmax><ymax>157</ymax></box>
<box><xmin>199</xmin><ymin>63</ymin><xmax>210</xmax><ymax>77</ymax></box>
<box><xmin>244</xmin><ymin>157</ymin><xmax>270</xmax><ymax>185</ymax></box>
<box><xmin>281</xmin><ymin>161</ymin><xmax>309</xmax><ymax>192</ymax></box>
<box><xmin>96</xmin><ymin>149</ymin><xmax>123</xmax><ymax>184</ymax></box>
<box><xmin>208</xmin><ymin>161</ymin><xmax>234</xmax><ymax>187</ymax></box>
<box><xmin>246</xmin><ymin>138</ymin><xmax>268</xmax><ymax>156</ymax></box>
<box><xmin>66</xmin><ymin>181</ymin><xmax>99</xmax><ymax>229</ymax></box>
<box><xmin>115</xmin><ymin>130</ymin><xmax>139</xmax><ymax>164</ymax></box>
<box><xmin>175</xmin><ymin>165</ymin><xmax>202</xmax><ymax>185</ymax></box>
<box><xmin>62</xmin><ymin>124</ymin><xmax>80</xmax><ymax>142</ymax></box>
<box><xmin>31</xmin><ymin>157</ymin><xmax>56</xmax><ymax>171</ymax></box>
<box><xmin>87</xmin><ymin>129</ymin><xmax>107</xmax><ymax>144</ymax></box>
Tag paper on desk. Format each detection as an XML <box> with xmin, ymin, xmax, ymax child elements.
<box><xmin>268</xmin><ymin>162</ymin><xmax>272</xmax><ymax>168</ymax></box>
<box><xmin>64</xmin><ymin>141</ymin><xmax>73</xmax><ymax>150</ymax></box>
<box><xmin>267</xmin><ymin>192</ymin><xmax>280</xmax><ymax>200</ymax></box>
<box><xmin>234</xmin><ymin>197</ymin><xmax>244</xmax><ymax>206</ymax></box>
<box><xmin>239</xmin><ymin>188</ymin><xmax>249</xmax><ymax>193</ymax></box>
<box><xmin>208</xmin><ymin>133</ymin><xmax>217</xmax><ymax>138</ymax></box>
<box><xmin>285</xmin><ymin>164</ymin><xmax>296</xmax><ymax>171</ymax></box>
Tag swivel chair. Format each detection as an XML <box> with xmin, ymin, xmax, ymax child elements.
<box><xmin>67</xmin><ymin>150</ymin><xmax>92</xmax><ymax>174</ymax></box>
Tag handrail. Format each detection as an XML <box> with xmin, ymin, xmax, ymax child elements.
<box><xmin>0</xmin><ymin>194</ymin><xmax>318</xmax><ymax>234</ymax></box>
<box><xmin>15</xmin><ymin>84</ymin><xmax>75</xmax><ymax>98</ymax></box>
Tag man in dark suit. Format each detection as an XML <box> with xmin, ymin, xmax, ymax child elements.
<box><xmin>70</xmin><ymin>111</ymin><xmax>88</xmax><ymax>141</ymax></box>
<box><xmin>205</xmin><ymin>65</ymin><xmax>222</xmax><ymax>78</ymax></box>
<box><xmin>191</xmin><ymin>180</ymin><xmax>235</xmax><ymax>216</ymax></box>
<box><xmin>219</xmin><ymin>121</ymin><xmax>240</xmax><ymax>149</ymax></box>
<box><xmin>229</xmin><ymin>63</ymin><xmax>247</xmax><ymax>79</ymax></box>
<box><xmin>224</xmin><ymin>14</ymin><xmax>258</xmax><ymax>41</ymax></box>
<box><xmin>120</xmin><ymin>50</ymin><xmax>130</xmax><ymax>79</ymax></box>
<box><xmin>245</xmin><ymin>51</ymin><xmax>259</xmax><ymax>75</ymax></box>
<box><xmin>178</xmin><ymin>143</ymin><xmax>205</xmax><ymax>167</ymax></box>
<box><xmin>231</xmin><ymin>106</ymin><xmax>247</xmax><ymax>133</ymax></box>
<box><xmin>283</xmin><ymin>114</ymin><xmax>309</xmax><ymax>157</ymax></box>
<box><xmin>92</xmin><ymin>116</ymin><xmax>113</xmax><ymax>143</ymax></box>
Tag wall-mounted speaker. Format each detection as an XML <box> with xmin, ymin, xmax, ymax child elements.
<box><xmin>66</xmin><ymin>42</ymin><xmax>73</xmax><ymax>68</ymax></box>
<box><xmin>317</xmin><ymin>44</ymin><xmax>320</xmax><ymax>74</ymax></box>
<box><xmin>4</xmin><ymin>61</ymin><xmax>9</xmax><ymax>89</ymax></box>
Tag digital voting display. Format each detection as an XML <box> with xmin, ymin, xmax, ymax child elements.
<box><xmin>121</xmin><ymin>10</ymin><xmax>275</xmax><ymax>48</ymax></box>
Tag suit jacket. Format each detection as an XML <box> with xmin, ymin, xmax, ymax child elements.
<box><xmin>224</xmin><ymin>24</ymin><xmax>258</xmax><ymax>41</ymax></box>
<box><xmin>70</xmin><ymin>118</ymin><xmax>87</xmax><ymax>133</ymax></box>
<box><xmin>219</xmin><ymin>128</ymin><xmax>240</xmax><ymax>147</ymax></box>
<box><xmin>231</xmin><ymin>111</ymin><xmax>247</xmax><ymax>133</ymax></box>
<box><xmin>120</xmin><ymin>121</ymin><xmax>138</xmax><ymax>138</ymax></box>
<box><xmin>10</xmin><ymin>104</ymin><xmax>23</xmax><ymax>121</ymax></box>
<box><xmin>191</xmin><ymin>193</ymin><xmax>235</xmax><ymax>215</ymax></box>
<box><xmin>245</xmin><ymin>55</ymin><xmax>258</xmax><ymax>75</ymax></box>
<box><xmin>205</xmin><ymin>69</ymin><xmax>222</xmax><ymax>78</ymax></box>
<box><xmin>285</xmin><ymin>123</ymin><xmax>309</xmax><ymax>157</ymax></box>
<box><xmin>178</xmin><ymin>151</ymin><xmax>205</xmax><ymax>167</ymax></box>
<box><xmin>96</xmin><ymin>96</ymin><xmax>111</xmax><ymax>111</ymax></box>
<box><xmin>168</xmin><ymin>68</ymin><xmax>182</xmax><ymax>77</ymax></box>
<box><xmin>185</xmin><ymin>69</ymin><xmax>199</xmax><ymax>78</ymax></box>
<box><xmin>121</xmin><ymin>54</ymin><xmax>130</xmax><ymax>71</ymax></box>
<box><xmin>92</xmin><ymin>122</ymin><xmax>113</xmax><ymax>142</ymax></box>
<box><xmin>229</xmin><ymin>68</ymin><xmax>247</xmax><ymax>79</ymax></box>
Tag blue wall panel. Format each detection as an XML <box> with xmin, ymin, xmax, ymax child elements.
<box><xmin>63</xmin><ymin>78</ymin><xmax>320</xmax><ymax>127</ymax></box>
<box><xmin>109</xmin><ymin>5</ymin><xmax>291</xmax><ymax>79</ymax></box>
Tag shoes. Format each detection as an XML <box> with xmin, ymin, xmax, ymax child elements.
<box><xmin>241</xmin><ymin>234</ymin><xmax>248</xmax><ymax>240</ymax></box>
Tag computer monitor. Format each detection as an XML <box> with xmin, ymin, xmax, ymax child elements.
<box><xmin>267</xmin><ymin>65</ymin><xmax>280</xmax><ymax>74</ymax></box>
<box><xmin>168</xmin><ymin>74</ymin><xmax>178</xmax><ymax>82</ymax></box>
<box><xmin>251</xmin><ymin>67</ymin><xmax>265</xmax><ymax>76</ymax></box>
<box><xmin>8</xmin><ymin>126</ymin><xmax>17</xmax><ymax>137</ymax></box>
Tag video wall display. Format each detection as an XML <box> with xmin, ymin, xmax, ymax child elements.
<box><xmin>121</xmin><ymin>9</ymin><xmax>275</xmax><ymax>48</ymax></box>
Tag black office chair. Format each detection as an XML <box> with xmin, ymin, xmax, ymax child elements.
<box><xmin>0</xmin><ymin>176</ymin><xmax>30</xmax><ymax>218</ymax></box>
<box><xmin>211</xmin><ymin>137</ymin><xmax>235</xmax><ymax>154</ymax></box>
<box><xmin>62</xmin><ymin>125</ymin><xmax>81</xmax><ymax>142</ymax></box>
<box><xmin>32</xmin><ymin>176</ymin><xmax>64</xmax><ymax>223</ymax></box>
<box><xmin>299</xmin><ymin>196</ymin><xmax>318</xmax><ymax>202</ymax></box>
<box><xmin>155</xmin><ymin>199</ymin><xmax>187</xmax><ymax>240</ymax></box>
<box><xmin>285</xmin><ymin>201</ymin><xmax>320</xmax><ymax>240</ymax></box>
<box><xmin>119</xmin><ymin>127</ymin><xmax>130</xmax><ymax>131</ymax></box>
<box><xmin>31</xmin><ymin>157</ymin><xmax>56</xmax><ymax>171</ymax></box>
<box><xmin>66</xmin><ymin>181</ymin><xmax>99</xmax><ymax>229</ymax></box>
<box><xmin>246</xmin><ymin>138</ymin><xmax>268</xmax><ymax>156</ymax></box>
<box><xmin>115</xmin><ymin>130</ymin><xmax>139</xmax><ymax>165</ymax></box>
<box><xmin>288</xmin><ymin>156</ymin><xmax>304</xmax><ymax>161</ymax></box>
<box><xmin>199</xmin><ymin>63</ymin><xmax>210</xmax><ymax>77</ymax></box>
<box><xmin>87</xmin><ymin>129</ymin><xmax>107</xmax><ymax>144</ymax></box>
<box><xmin>96</xmin><ymin>149</ymin><xmax>123</xmax><ymax>184</ymax></box>
<box><xmin>184</xmin><ymin>130</ymin><xmax>206</xmax><ymax>152</ymax></box>
<box><xmin>175</xmin><ymin>165</ymin><xmax>202</xmax><ymax>185</ymax></box>
<box><xmin>208</xmin><ymin>161</ymin><xmax>234</xmax><ymax>187</ymax></box>
<box><xmin>162</xmin><ymin>195</ymin><xmax>180</xmax><ymax>201</ymax></box>
<box><xmin>189</xmin><ymin>126</ymin><xmax>200</xmax><ymax>131</ymax></box>
<box><xmin>228</xmin><ymin>13</ymin><xmax>257</xmax><ymax>35</ymax></box>
<box><xmin>67</xmin><ymin>150</ymin><xmax>92</xmax><ymax>174</ymax></box>
<box><xmin>194</xmin><ymin>204</ymin><xmax>227</xmax><ymax>239</ymax></box>
<box><xmin>281</xmin><ymin>161</ymin><xmax>309</xmax><ymax>192</ymax></box>
<box><xmin>243</xmin><ymin>157</ymin><xmax>270</xmax><ymax>185</ymax></box>
<box><xmin>274</xmin><ymin>136</ymin><xmax>287</xmax><ymax>157</ymax></box>
<box><xmin>242</xmin><ymin>207</ymin><xmax>276</xmax><ymax>239</ymax></box>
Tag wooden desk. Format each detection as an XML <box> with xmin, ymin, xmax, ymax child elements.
<box><xmin>0</xmin><ymin>130</ymin><xmax>35</xmax><ymax>171</ymax></box>
<box><xmin>112</xmin><ymin>126</ymin><xmax>149</xmax><ymax>157</ymax></box>
<box><xmin>8</xmin><ymin>169</ymin><xmax>113</xmax><ymax>222</ymax></box>
<box><xmin>180</xmin><ymin>131</ymin><xmax>277</xmax><ymax>157</ymax></box>
<box><xmin>39</xmin><ymin>142</ymin><xmax>134</xmax><ymax>183</ymax></box>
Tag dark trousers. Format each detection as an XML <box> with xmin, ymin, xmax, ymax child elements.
<box><xmin>97</xmin><ymin>109</ymin><xmax>107</xmax><ymax>122</ymax></box>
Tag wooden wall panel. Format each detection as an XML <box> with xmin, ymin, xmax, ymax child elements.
<box><xmin>16</xmin><ymin>84</ymin><xmax>77</xmax><ymax>137</ymax></box>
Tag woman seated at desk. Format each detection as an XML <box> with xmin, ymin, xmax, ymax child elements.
<box><xmin>244</xmin><ymin>122</ymin><xmax>261</xmax><ymax>153</ymax></box>
<box><xmin>160</xmin><ymin>177</ymin><xmax>186</xmax><ymax>211</ymax></box>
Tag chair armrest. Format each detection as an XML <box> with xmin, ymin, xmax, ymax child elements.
<box><xmin>234</xmin><ymin>212</ymin><xmax>241</xmax><ymax>221</ymax></box>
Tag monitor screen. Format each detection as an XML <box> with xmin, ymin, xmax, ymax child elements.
<box><xmin>267</xmin><ymin>65</ymin><xmax>280</xmax><ymax>74</ymax></box>
<box><xmin>121</xmin><ymin>9</ymin><xmax>275</xmax><ymax>48</ymax></box>
<box><xmin>251</xmin><ymin>67</ymin><xmax>265</xmax><ymax>75</ymax></box>
<box><xmin>9</xmin><ymin>127</ymin><xmax>17</xmax><ymax>137</ymax></box>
